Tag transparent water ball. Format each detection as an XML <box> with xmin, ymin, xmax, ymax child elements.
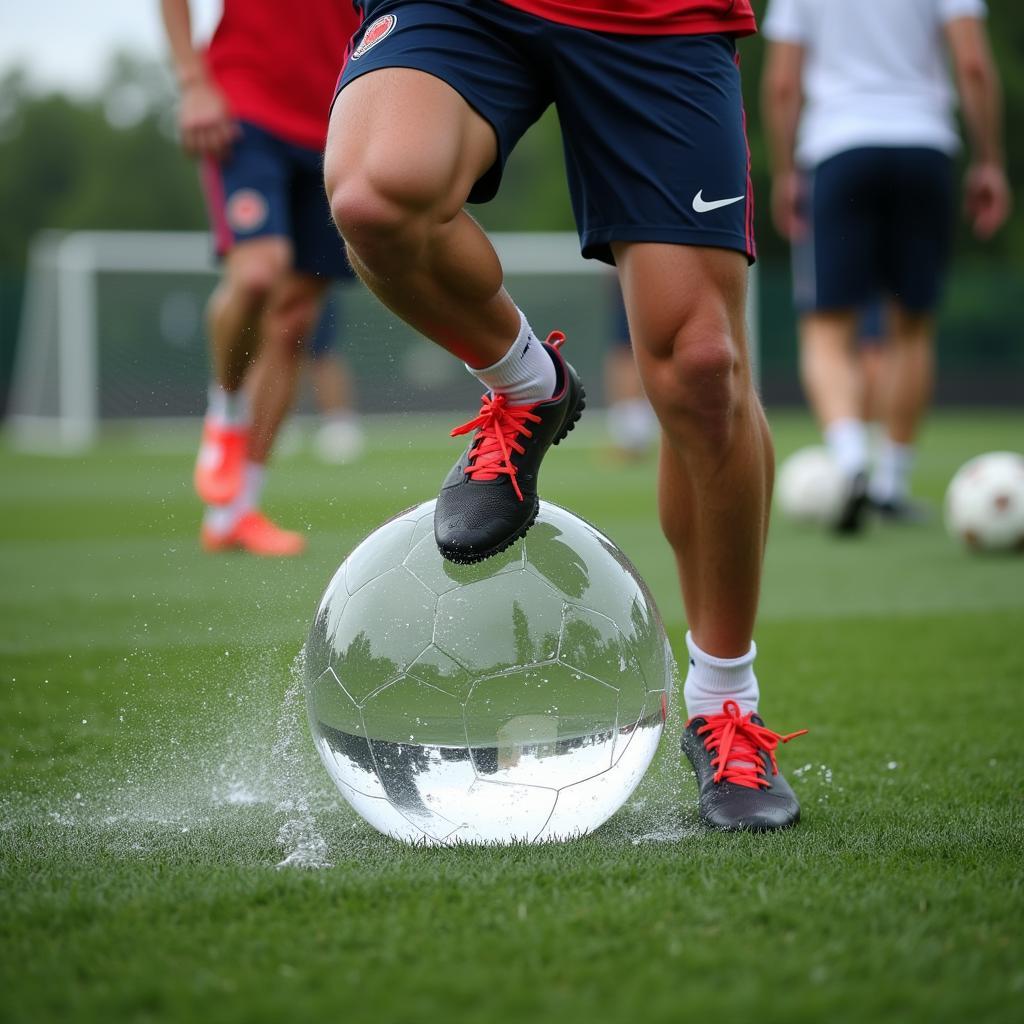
<box><xmin>304</xmin><ymin>500</ymin><xmax>675</xmax><ymax>845</ymax></box>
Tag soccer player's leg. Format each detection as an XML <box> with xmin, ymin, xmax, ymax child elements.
<box><xmin>201</xmin><ymin>270</ymin><xmax>328</xmax><ymax>556</ymax></box>
<box><xmin>604</xmin><ymin>284</ymin><xmax>657</xmax><ymax>461</ymax></box>
<box><xmin>307</xmin><ymin>293</ymin><xmax>365</xmax><ymax>465</ymax></box>
<box><xmin>554</xmin><ymin>28</ymin><xmax>804</xmax><ymax>829</ymax></box>
<box><xmin>869</xmin><ymin>148</ymin><xmax>955</xmax><ymax>520</ymax></box>
<box><xmin>196</xmin><ymin>123</ymin><xmax>292</xmax><ymax>506</ymax></box>
<box><xmin>618</xmin><ymin>243</ymin><xmax>804</xmax><ymax>830</ymax></box>
<box><xmin>325</xmin><ymin>7</ymin><xmax>582</xmax><ymax>563</ymax></box>
<box><xmin>794</xmin><ymin>150</ymin><xmax>890</xmax><ymax>533</ymax></box>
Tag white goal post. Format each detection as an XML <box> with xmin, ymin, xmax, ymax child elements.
<box><xmin>7</xmin><ymin>230</ymin><xmax>759</xmax><ymax>452</ymax></box>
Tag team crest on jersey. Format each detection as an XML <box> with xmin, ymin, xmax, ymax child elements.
<box><xmin>227</xmin><ymin>189</ymin><xmax>268</xmax><ymax>233</ymax></box>
<box><xmin>351</xmin><ymin>14</ymin><xmax>397</xmax><ymax>60</ymax></box>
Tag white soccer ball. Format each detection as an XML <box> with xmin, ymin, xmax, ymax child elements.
<box><xmin>304</xmin><ymin>500</ymin><xmax>674</xmax><ymax>845</ymax></box>
<box><xmin>776</xmin><ymin>446</ymin><xmax>846</xmax><ymax>526</ymax></box>
<box><xmin>944</xmin><ymin>451</ymin><xmax>1024</xmax><ymax>552</ymax></box>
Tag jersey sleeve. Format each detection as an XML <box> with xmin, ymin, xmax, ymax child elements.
<box><xmin>761</xmin><ymin>0</ymin><xmax>810</xmax><ymax>43</ymax></box>
<box><xmin>938</xmin><ymin>0</ymin><xmax>987</xmax><ymax>22</ymax></box>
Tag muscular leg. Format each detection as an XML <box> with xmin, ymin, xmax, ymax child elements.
<box><xmin>207</xmin><ymin>237</ymin><xmax>293</xmax><ymax>390</ymax></box>
<box><xmin>325</xmin><ymin>68</ymin><xmax>518</xmax><ymax>368</ymax></box>
<box><xmin>614</xmin><ymin>243</ymin><xmax>771</xmax><ymax>658</ymax></box>
<box><xmin>246</xmin><ymin>271</ymin><xmax>329</xmax><ymax>463</ymax></box>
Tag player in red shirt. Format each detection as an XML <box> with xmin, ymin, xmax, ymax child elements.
<box><xmin>161</xmin><ymin>0</ymin><xmax>359</xmax><ymax>555</ymax></box>
<box><xmin>326</xmin><ymin>0</ymin><xmax>807</xmax><ymax>831</ymax></box>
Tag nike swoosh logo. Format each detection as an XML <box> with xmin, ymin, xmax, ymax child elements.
<box><xmin>692</xmin><ymin>190</ymin><xmax>745</xmax><ymax>213</ymax></box>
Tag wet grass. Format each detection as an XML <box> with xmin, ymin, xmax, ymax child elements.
<box><xmin>1</xmin><ymin>410</ymin><xmax>1023</xmax><ymax>1024</ymax></box>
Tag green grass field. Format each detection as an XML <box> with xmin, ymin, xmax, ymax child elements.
<box><xmin>2</xmin><ymin>410</ymin><xmax>1022</xmax><ymax>1024</ymax></box>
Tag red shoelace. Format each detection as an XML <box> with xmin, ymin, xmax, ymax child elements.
<box><xmin>689</xmin><ymin>700</ymin><xmax>808</xmax><ymax>790</ymax></box>
<box><xmin>450</xmin><ymin>396</ymin><xmax>542</xmax><ymax>501</ymax></box>
<box><xmin>449</xmin><ymin>331</ymin><xmax>566</xmax><ymax>502</ymax></box>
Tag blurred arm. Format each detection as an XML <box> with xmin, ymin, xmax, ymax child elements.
<box><xmin>761</xmin><ymin>40</ymin><xmax>806</xmax><ymax>240</ymax></box>
<box><xmin>945</xmin><ymin>16</ymin><xmax>1012</xmax><ymax>238</ymax></box>
<box><xmin>159</xmin><ymin>0</ymin><xmax>237</xmax><ymax>159</ymax></box>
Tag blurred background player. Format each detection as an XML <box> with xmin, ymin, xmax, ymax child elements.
<box><xmin>306</xmin><ymin>291</ymin><xmax>366</xmax><ymax>465</ymax></box>
<box><xmin>160</xmin><ymin>0</ymin><xmax>359</xmax><ymax>555</ymax></box>
<box><xmin>604</xmin><ymin>283</ymin><xmax>657</xmax><ymax>461</ymax></box>
<box><xmin>762</xmin><ymin>0</ymin><xmax>1012</xmax><ymax>532</ymax></box>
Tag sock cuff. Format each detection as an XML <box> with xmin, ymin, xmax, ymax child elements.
<box><xmin>685</xmin><ymin>631</ymin><xmax>756</xmax><ymax>670</ymax></box>
<box><xmin>465</xmin><ymin>309</ymin><xmax>531</xmax><ymax>376</ymax></box>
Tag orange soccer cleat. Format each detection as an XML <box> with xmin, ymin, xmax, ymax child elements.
<box><xmin>201</xmin><ymin>511</ymin><xmax>306</xmax><ymax>557</ymax></box>
<box><xmin>194</xmin><ymin>419</ymin><xmax>248</xmax><ymax>506</ymax></box>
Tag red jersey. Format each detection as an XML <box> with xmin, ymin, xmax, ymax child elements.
<box><xmin>499</xmin><ymin>0</ymin><xmax>756</xmax><ymax>35</ymax></box>
<box><xmin>206</xmin><ymin>0</ymin><xmax>360</xmax><ymax>151</ymax></box>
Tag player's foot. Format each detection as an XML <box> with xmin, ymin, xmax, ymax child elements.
<box><xmin>201</xmin><ymin>511</ymin><xmax>306</xmax><ymax>557</ymax></box>
<box><xmin>194</xmin><ymin>419</ymin><xmax>247</xmax><ymax>506</ymax></box>
<box><xmin>434</xmin><ymin>332</ymin><xmax>585</xmax><ymax>564</ymax></box>
<box><xmin>869</xmin><ymin>495</ymin><xmax>931</xmax><ymax>524</ymax></box>
<box><xmin>681</xmin><ymin>700</ymin><xmax>807</xmax><ymax>832</ymax></box>
<box><xmin>834</xmin><ymin>470</ymin><xmax>869</xmax><ymax>535</ymax></box>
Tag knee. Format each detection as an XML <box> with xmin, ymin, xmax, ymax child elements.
<box><xmin>649</xmin><ymin>324</ymin><xmax>745</xmax><ymax>449</ymax></box>
<box><xmin>328</xmin><ymin>163</ymin><xmax>445</xmax><ymax>258</ymax></box>
<box><xmin>228</xmin><ymin>258</ymin><xmax>284</xmax><ymax>309</ymax></box>
<box><xmin>266</xmin><ymin>291</ymin><xmax>322</xmax><ymax>352</ymax></box>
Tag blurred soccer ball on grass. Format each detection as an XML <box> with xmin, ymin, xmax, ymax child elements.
<box><xmin>776</xmin><ymin>446</ymin><xmax>846</xmax><ymax>527</ymax></box>
<box><xmin>944</xmin><ymin>451</ymin><xmax>1024</xmax><ymax>552</ymax></box>
<box><xmin>304</xmin><ymin>500</ymin><xmax>674</xmax><ymax>845</ymax></box>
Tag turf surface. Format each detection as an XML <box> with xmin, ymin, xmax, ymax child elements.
<box><xmin>2</xmin><ymin>410</ymin><xmax>1022</xmax><ymax>1024</ymax></box>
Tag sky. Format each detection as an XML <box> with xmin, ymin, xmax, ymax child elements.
<box><xmin>0</xmin><ymin>1</ymin><xmax>221</xmax><ymax>93</ymax></box>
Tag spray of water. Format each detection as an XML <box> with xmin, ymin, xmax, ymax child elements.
<box><xmin>2</xmin><ymin>648</ymin><xmax>705</xmax><ymax>866</ymax></box>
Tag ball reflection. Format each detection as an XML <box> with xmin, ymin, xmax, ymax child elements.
<box><xmin>304</xmin><ymin>500</ymin><xmax>674</xmax><ymax>845</ymax></box>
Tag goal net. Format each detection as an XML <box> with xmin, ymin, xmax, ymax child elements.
<box><xmin>7</xmin><ymin>230</ymin><xmax>758</xmax><ymax>451</ymax></box>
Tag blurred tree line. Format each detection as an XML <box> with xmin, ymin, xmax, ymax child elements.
<box><xmin>0</xmin><ymin>0</ymin><xmax>1021</xmax><ymax>404</ymax></box>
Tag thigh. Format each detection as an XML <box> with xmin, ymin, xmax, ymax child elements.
<box><xmin>332</xmin><ymin>1</ymin><xmax>549</xmax><ymax>204</ymax></box>
<box><xmin>553</xmin><ymin>31</ymin><xmax>753</xmax><ymax>267</ymax></box>
<box><xmin>201</xmin><ymin>121</ymin><xmax>292</xmax><ymax>257</ymax></box>
<box><xmin>880</xmin><ymin>149</ymin><xmax>954</xmax><ymax>313</ymax></box>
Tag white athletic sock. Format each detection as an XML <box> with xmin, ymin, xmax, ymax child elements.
<box><xmin>203</xmin><ymin>461</ymin><xmax>264</xmax><ymax>534</ymax></box>
<box><xmin>207</xmin><ymin>383</ymin><xmax>248</xmax><ymax>428</ymax></box>
<box><xmin>683</xmin><ymin>631</ymin><xmax>760</xmax><ymax>719</ymax></box>
<box><xmin>869</xmin><ymin>439</ymin><xmax>914</xmax><ymax>504</ymax></box>
<box><xmin>824</xmin><ymin>417</ymin><xmax>869</xmax><ymax>479</ymax></box>
<box><xmin>467</xmin><ymin>309</ymin><xmax>556</xmax><ymax>405</ymax></box>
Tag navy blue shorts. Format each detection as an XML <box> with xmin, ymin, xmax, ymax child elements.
<box><xmin>792</xmin><ymin>147</ymin><xmax>954</xmax><ymax>314</ymax></box>
<box><xmin>201</xmin><ymin>121</ymin><xmax>354</xmax><ymax>280</ymax></box>
<box><xmin>338</xmin><ymin>1</ymin><xmax>755</xmax><ymax>266</ymax></box>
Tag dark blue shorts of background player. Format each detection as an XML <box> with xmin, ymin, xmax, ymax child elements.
<box><xmin>201</xmin><ymin>121</ymin><xmax>355</xmax><ymax>280</ymax></box>
<box><xmin>793</xmin><ymin>146</ymin><xmax>955</xmax><ymax>314</ymax></box>
<box><xmin>338</xmin><ymin>0</ymin><xmax>756</xmax><ymax>266</ymax></box>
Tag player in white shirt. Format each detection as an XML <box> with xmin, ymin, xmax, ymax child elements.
<box><xmin>762</xmin><ymin>0</ymin><xmax>1011</xmax><ymax>528</ymax></box>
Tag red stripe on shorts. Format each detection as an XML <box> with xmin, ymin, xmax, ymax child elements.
<box><xmin>735</xmin><ymin>52</ymin><xmax>756</xmax><ymax>262</ymax></box>
<box><xmin>200</xmin><ymin>156</ymin><xmax>234</xmax><ymax>257</ymax></box>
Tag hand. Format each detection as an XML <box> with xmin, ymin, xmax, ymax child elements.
<box><xmin>178</xmin><ymin>77</ymin><xmax>239</xmax><ymax>160</ymax></box>
<box><xmin>964</xmin><ymin>161</ymin><xmax>1012</xmax><ymax>240</ymax></box>
<box><xmin>771</xmin><ymin>170</ymin><xmax>807</xmax><ymax>241</ymax></box>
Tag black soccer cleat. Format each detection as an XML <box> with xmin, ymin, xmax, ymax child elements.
<box><xmin>834</xmin><ymin>470</ymin><xmax>869</xmax><ymax>535</ymax></box>
<box><xmin>434</xmin><ymin>332</ymin><xmax>585</xmax><ymax>564</ymax></box>
<box><xmin>681</xmin><ymin>700</ymin><xmax>807</xmax><ymax>832</ymax></box>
